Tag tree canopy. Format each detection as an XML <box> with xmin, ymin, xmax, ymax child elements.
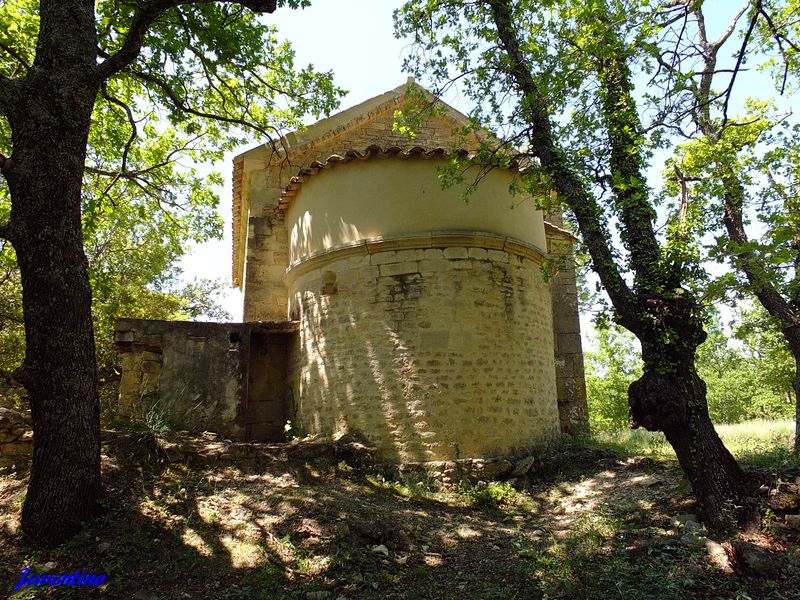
<box><xmin>0</xmin><ymin>0</ymin><xmax>345</xmax><ymax>376</ymax></box>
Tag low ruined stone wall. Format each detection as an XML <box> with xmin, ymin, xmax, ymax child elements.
<box><xmin>115</xmin><ymin>320</ymin><xmax>250</xmax><ymax>440</ymax></box>
<box><xmin>115</xmin><ymin>319</ymin><xmax>297</xmax><ymax>442</ymax></box>
<box><xmin>0</xmin><ymin>408</ymin><xmax>32</xmax><ymax>468</ymax></box>
<box><xmin>287</xmin><ymin>236</ymin><xmax>561</xmax><ymax>463</ymax></box>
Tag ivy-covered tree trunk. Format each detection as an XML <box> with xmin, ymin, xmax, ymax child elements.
<box><xmin>485</xmin><ymin>0</ymin><xmax>750</xmax><ymax>531</ymax></box>
<box><xmin>1</xmin><ymin>0</ymin><xmax>102</xmax><ymax>545</ymax></box>
<box><xmin>794</xmin><ymin>351</ymin><xmax>800</xmax><ymax>454</ymax></box>
<box><xmin>628</xmin><ymin>304</ymin><xmax>748</xmax><ymax>530</ymax></box>
<box><xmin>720</xmin><ymin>177</ymin><xmax>800</xmax><ymax>455</ymax></box>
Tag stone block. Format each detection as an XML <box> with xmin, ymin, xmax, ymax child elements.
<box><xmin>0</xmin><ymin>408</ymin><xmax>30</xmax><ymax>430</ymax></box>
<box><xmin>140</xmin><ymin>334</ymin><xmax>163</xmax><ymax>347</ymax></box>
<box><xmin>443</xmin><ymin>247</ymin><xmax>469</xmax><ymax>259</ymax></box>
<box><xmin>370</xmin><ymin>251</ymin><xmax>398</xmax><ymax>265</ymax></box>
<box><xmin>424</xmin><ymin>249</ymin><xmax>444</xmax><ymax>259</ymax></box>
<box><xmin>395</xmin><ymin>249</ymin><xmax>426</xmax><ymax>262</ymax></box>
<box><xmin>141</xmin><ymin>360</ymin><xmax>161</xmax><ymax>375</ymax></box>
<box><xmin>115</xmin><ymin>330</ymin><xmax>135</xmax><ymax>343</ymax></box>
<box><xmin>487</xmin><ymin>250</ymin><xmax>509</xmax><ymax>263</ymax></box>
<box><xmin>379</xmin><ymin>261</ymin><xmax>419</xmax><ymax>277</ymax></box>
<box><xmin>419</xmin><ymin>259</ymin><xmax>451</xmax><ymax>273</ymax></box>
<box><xmin>555</xmin><ymin>357</ymin><xmax>575</xmax><ymax>377</ymax></box>
<box><xmin>557</xmin><ymin>333</ymin><xmax>583</xmax><ymax>355</ymax></box>
<box><xmin>1</xmin><ymin>441</ymin><xmax>32</xmax><ymax>456</ymax></box>
<box><xmin>0</xmin><ymin>430</ymin><xmax>20</xmax><ymax>443</ymax></box>
<box><xmin>344</xmin><ymin>255</ymin><xmax>369</xmax><ymax>269</ymax></box>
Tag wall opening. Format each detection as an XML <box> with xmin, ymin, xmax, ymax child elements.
<box><xmin>245</xmin><ymin>332</ymin><xmax>291</xmax><ymax>441</ymax></box>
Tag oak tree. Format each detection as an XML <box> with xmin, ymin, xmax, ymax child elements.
<box><xmin>0</xmin><ymin>0</ymin><xmax>342</xmax><ymax>545</ymax></box>
<box><xmin>649</xmin><ymin>0</ymin><xmax>800</xmax><ymax>452</ymax></box>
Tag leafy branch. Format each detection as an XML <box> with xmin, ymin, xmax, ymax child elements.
<box><xmin>96</xmin><ymin>0</ymin><xmax>278</xmax><ymax>78</ymax></box>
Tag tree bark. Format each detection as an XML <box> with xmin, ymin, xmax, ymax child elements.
<box><xmin>795</xmin><ymin>355</ymin><xmax>800</xmax><ymax>454</ymax></box>
<box><xmin>783</xmin><ymin>330</ymin><xmax>800</xmax><ymax>454</ymax></box>
<box><xmin>630</xmin><ymin>368</ymin><xmax>748</xmax><ymax>529</ymax></box>
<box><xmin>1</xmin><ymin>0</ymin><xmax>102</xmax><ymax>545</ymax></box>
<box><xmin>629</xmin><ymin>307</ymin><xmax>749</xmax><ymax>530</ymax></box>
<box><xmin>7</xmin><ymin>97</ymin><xmax>101</xmax><ymax>545</ymax></box>
<box><xmin>0</xmin><ymin>0</ymin><xmax>283</xmax><ymax>546</ymax></box>
<box><xmin>8</xmin><ymin>129</ymin><xmax>101</xmax><ymax>545</ymax></box>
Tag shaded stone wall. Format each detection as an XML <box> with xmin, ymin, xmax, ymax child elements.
<box><xmin>287</xmin><ymin>241</ymin><xmax>561</xmax><ymax>463</ymax></box>
<box><xmin>115</xmin><ymin>319</ymin><xmax>296</xmax><ymax>441</ymax></box>
<box><xmin>242</xmin><ymin>206</ymin><xmax>291</xmax><ymax>322</ymax></box>
<box><xmin>546</xmin><ymin>226</ymin><xmax>589</xmax><ymax>434</ymax></box>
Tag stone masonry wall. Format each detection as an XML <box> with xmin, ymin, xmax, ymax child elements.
<box><xmin>243</xmin><ymin>208</ymin><xmax>291</xmax><ymax>322</ymax></box>
<box><xmin>116</xmin><ymin>320</ymin><xmax>248</xmax><ymax>440</ymax></box>
<box><xmin>545</xmin><ymin>224</ymin><xmax>589</xmax><ymax>434</ymax></box>
<box><xmin>115</xmin><ymin>319</ymin><xmax>297</xmax><ymax>442</ymax></box>
<box><xmin>287</xmin><ymin>245</ymin><xmax>561</xmax><ymax>463</ymax></box>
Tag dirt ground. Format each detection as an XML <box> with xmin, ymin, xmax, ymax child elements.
<box><xmin>1</xmin><ymin>435</ymin><xmax>799</xmax><ymax>599</ymax></box>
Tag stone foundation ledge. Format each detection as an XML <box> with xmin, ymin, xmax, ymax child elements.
<box><xmin>0</xmin><ymin>407</ymin><xmax>33</xmax><ymax>468</ymax></box>
<box><xmin>387</xmin><ymin>453</ymin><xmax>542</xmax><ymax>485</ymax></box>
<box><xmin>101</xmin><ymin>430</ymin><xmax>377</xmax><ymax>469</ymax></box>
<box><xmin>0</xmin><ymin>415</ymin><xmax>552</xmax><ymax>487</ymax></box>
<box><xmin>100</xmin><ymin>429</ymin><xmax>546</xmax><ymax>486</ymax></box>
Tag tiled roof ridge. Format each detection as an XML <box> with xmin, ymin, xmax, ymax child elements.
<box><xmin>286</xmin><ymin>95</ymin><xmax>406</xmax><ymax>152</ymax></box>
<box><xmin>283</xmin><ymin>79</ymin><xmax>484</xmax><ymax>155</ymax></box>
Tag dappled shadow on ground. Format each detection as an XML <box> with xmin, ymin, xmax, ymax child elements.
<box><xmin>1</xmin><ymin>440</ymin><xmax>798</xmax><ymax>599</ymax></box>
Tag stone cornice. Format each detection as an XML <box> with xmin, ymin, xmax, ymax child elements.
<box><xmin>285</xmin><ymin>231</ymin><xmax>549</xmax><ymax>284</ymax></box>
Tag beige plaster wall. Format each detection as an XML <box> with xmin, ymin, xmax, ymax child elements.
<box><xmin>287</xmin><ymin>245</ymin><xmax>561</xmax><ymax>462</ymax></box>
<box><xmin>286</xmin><ymin>160</ymin><xmax>546</xmax><ymax>265</ymax></box>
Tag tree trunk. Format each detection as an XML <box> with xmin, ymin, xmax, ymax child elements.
<box><xmin>790</xmin><ymin>337</ymin><xmax>800</xmax><ymax>454</ymax></box>
<box><xmin>630</xmin><ymin>360</ymin><xmax>749</xmax><ymax>531</ymax></box>
<box><xmin>485</xmin><ymin>0</ymin><xmax>750</xmax><ymax>532</ymax></box>
<box><xmin>627</xmin><ymin>296</ymin><xmax>752</xmax><ymax>531</ymax></box>
<box><xmin>4</xmin><ymin>64</ymin><xmax>101</xmax><ymax>545</ymax></box>
<box><xmin>795</xmin><ymin>365</ymin><xmax>799</xmax><ymax>455</ymax></box>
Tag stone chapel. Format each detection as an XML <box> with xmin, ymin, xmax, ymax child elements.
<box><xmin>115</xmin><ymin>80</ymin><xmax>588</xmax><ymax>463</ymax></box>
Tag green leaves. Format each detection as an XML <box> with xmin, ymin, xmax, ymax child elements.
<box><xmin>0</xmin><ymin>0</ymin><xmax>37</xmax><ymax>77</ymax></box>
<box><xmin>585</xmin><ymin>324</ymin><xmax>642</xmax><ymax>430</ymax></box>
<box><xmin>588</xmin><ymin>309</ymin><xmax>795</xmax><ymax>429</ymax></box>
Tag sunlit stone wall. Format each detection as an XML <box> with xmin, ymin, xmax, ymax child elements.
<box><xmin>286</xmin><ymin>242</ymin><xmax>560</xmax><ymax>462</ymax></box>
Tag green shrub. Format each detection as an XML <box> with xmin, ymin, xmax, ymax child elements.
<box><xmin>461</xmin><ymin>481</ymin><xmax>517</xmax><ymax>508</ymax></box>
